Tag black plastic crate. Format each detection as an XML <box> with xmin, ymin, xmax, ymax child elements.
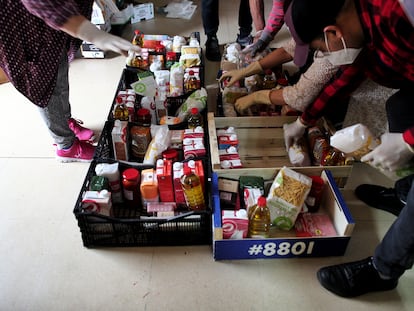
<box><xmin>73</xmin><ymin>159</ymin><xmax>212</xmax><ymax>248</ymax></box>
<box><xmin>108</xmin><ymin>65</ymin><xmax>205</xmax><ymax>122</ymax></box>
<box><xmin>95</xmin><ymin>103</ymin><xmax>210</xmax><ymax>162</ymax></box>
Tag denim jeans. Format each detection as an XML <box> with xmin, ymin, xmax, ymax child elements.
<box><xmin>38</xmin><ymin>51</ymin><xmax>75</xmax><ymax>149</ymax></box>
<box><xmin>374</xmin><ymin>86</ymin><xmax>414</xmax><ymax>279</ymax></box>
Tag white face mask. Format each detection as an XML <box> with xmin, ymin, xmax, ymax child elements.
<box><xmin>323</xmin><ymin>32</ymin><xmax>362</xmax><ymax>66</ymax></box>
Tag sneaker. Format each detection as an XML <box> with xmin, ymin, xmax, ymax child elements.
<box><xmin>56</xmin><ymin>139</ymin><xmax>95</xmax><ymax>163</ymax></box>
<box><xmin>317</xmin><ymin>257</ymin><xmax>398</xmax><ymax>297</ymax></box>
<box><xmin>68</xmin><ymin>118</ymin><xmax>95</xmax><ymax>142</ymax></box>
<box><xmin>354</xmin><ymin>184</ymin><xmax>405</xmax><ymax>216</ymax></box>
<box><xmin>236</xmin><ymin>34</ymin><xmax>253</xmax><ymax>48</ymax></box>
<box><xmin>205</xmin><ymin>36</ymin><xmax>221</xmax><ymax>62</ymax></box>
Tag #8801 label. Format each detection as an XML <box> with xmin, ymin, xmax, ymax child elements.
<box><xmin>247</xmin><ymin>241</ymin><xmax>315</xmax><ymax>258</ymax></box>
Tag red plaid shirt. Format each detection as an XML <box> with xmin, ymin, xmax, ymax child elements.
<box><xmin>301</xmin><ymin>0</ymin><xmax>414</xmax><ymax>144</ymax></box>
<box><xmin>0</xmin><ymin>0</ymin><xmax>93</xmax><ymax>107</ymax></box>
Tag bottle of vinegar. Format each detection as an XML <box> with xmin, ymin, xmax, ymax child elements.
<box><xmin>248</xmin><ymin>196</ymin><xmax>271</xmax><ymax>238</ymax></box>
<box><xmin>180</xmin><ymin>167</ymin><xmax>205</xmax><ymax>210</ymax></box>
<box><xmin>113</xmin><ymin>96</ymin><xmax>129</xmax><ymax>121</ymax></box>
<box><xmin>132</xmin><ymin>29</ymin><xmax>144</xmax><ymax>47</ymax></box>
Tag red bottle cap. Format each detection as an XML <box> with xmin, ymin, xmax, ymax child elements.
<box><xmin>191</xmin><ymin>107</ymin><xmax>199</xmax><ymax>115</ymax></box>
<box><xmin>137</xmin><ymin>108</ymin><xmax>150</xmax><ymax>116</ymax></box>
<box><xmin>116</xmin><ymin>96</ymin><xmax>123</xmax><ymax>104</ymax></box>
<box><xmin>257</xmin><ymin>196</ymin><xmax>267</xmax><ymax>207</ymax></box>
<box><xmin>122</xmin><ymin>168</ymin><xmax>140</xmax><ymax>181</ymax></box>
<box><xmin>162</xmin><ymin>149</ymin><xmax>178</xmax><ymax>161</ymax></box>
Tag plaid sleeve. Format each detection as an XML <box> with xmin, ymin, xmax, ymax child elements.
<box><xmin>300</xmin><ymin>62</ymin><xmax>366</xmax><ymax>125</ymax></box>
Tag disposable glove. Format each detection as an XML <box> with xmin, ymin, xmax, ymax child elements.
<box><xmin>77</xmin><ymin>20</ymin><xmax>141</xmax><ymax>56</ymax></box>
<box><xmin>249</xmin><ymin>39</ymin><xmax>268</xmax><ymax>57</ymax></box>
<box><xmin>283</xmin><ymin>117</ymin><xmax>308</xmax><ymax>151</ymax></box>
<box><xmin>234</xmin><ymin>90</ymin><xmax>271</xmax><ymax>113</ymax></box>
<box><xmin>361</xmin><ymin>133</ymin><xmax>414</xmax><ymax>171</ymax></box>
<box><xmin>219</xmin><ymin>61</ymin><xmax>263</xmax><ymax>87</ymax></box>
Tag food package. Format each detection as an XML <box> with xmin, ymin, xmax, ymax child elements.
<box><xmin>288</xmin><ymin>138</ymin><xmax>311</xmax><ymax>167</ymax></box>
<box><xmin>330</xmin><ymin>123</ymin><xmax>379</xmax><ymax>160</ymax></box>
<box><xmin>267</xmin><ymin>167</ymin><xmax>312</xmax><ymax>230</ymax></box>
<box><xmin>175</xmin><ymin>87</ymin><xmax>207</xmax><ymax>122</ymax></box>
<box><xmin>222</xmin><ymin>209</ymin><xmax>248</xmax><ymax>239</ymax></box>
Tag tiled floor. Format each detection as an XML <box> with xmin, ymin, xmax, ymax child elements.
<box><xmin>1</xmin><ymin>1</ymin><xmax>413</xmax><ymax>310</ymax></box>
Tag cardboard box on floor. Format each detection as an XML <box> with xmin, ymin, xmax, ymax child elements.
<box><xmin>211</xmin><ymin>169</ymin><xmax>355</xmax><ymax>260</ymax></box>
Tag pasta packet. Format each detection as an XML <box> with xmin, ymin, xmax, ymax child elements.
<box><xmin>267</xmin><ymin>167</ymin><xmax>312</xmax><ymax>230</ymax></box>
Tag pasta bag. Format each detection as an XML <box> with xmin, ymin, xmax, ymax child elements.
<box><xmin>266</xmin><ymin>167</ymin><xmax>312</xmax><ymax>230</ymax></box>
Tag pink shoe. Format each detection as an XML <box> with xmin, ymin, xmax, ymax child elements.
<box><xmin>56</xmin><ymin>139</ymin><xmax>95</xmax><ymax>162</ymax></box>
<box><xmin>68</xmin><ymin>118</ymin><xmax>95</xmax><ymax>142</ymax></box>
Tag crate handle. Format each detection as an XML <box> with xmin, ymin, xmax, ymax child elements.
<box><xmin>144</xmin><ymin>211</ymin><xmax>196</xmax><ymax>229</ymax></box>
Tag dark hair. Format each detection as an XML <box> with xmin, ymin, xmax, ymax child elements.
<box><xmin>291</xmin><ymin>0</ymin><xmax>346</xmax><ymax>43</ymax></box>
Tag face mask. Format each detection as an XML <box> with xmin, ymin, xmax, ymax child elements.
<box><xmin>323</xmin><ymin>32</ymin><xmax>362</xmax><ymax>66</ymax></box>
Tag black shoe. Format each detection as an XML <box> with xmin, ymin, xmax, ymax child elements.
<box><xmin>205</xmin><ymin>36</ymin><xmax>221</xmax><ymax>62</ymax></box>
<box><xmin>354</xmin><ymin>184</ymin><xmax>405</xmax><ymax>216</ymax></box>
<box><xmin>317</xmin><ymin>257</ymin><xmax>398</xmax><ymax>297</ymax></box>
<box><xmin>236</xmin><ymin>34</ymin><xmax>253</xmax><ymax>48</ymax></box>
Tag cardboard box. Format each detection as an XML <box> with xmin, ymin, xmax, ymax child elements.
<box><xmin>81</xmin><ymin>42</ymin><xmax>105</xmax><ymax>59</ymax></box>
<box><xmin>131</xmin><ymin>3</ymin><xmax>154</xmax><ymax>23</ymax></box>
<box><xmin>211</xmin><ymin>169</ymin><xmax>355</xmax><ymax>260</ymax></box>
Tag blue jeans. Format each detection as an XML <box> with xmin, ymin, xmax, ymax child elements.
<box><xmin>374</xmin><ymin>87</ymin><xmax>414</xmax><ymax>279</ymax></box>
<box><xmin>201</xmin><ymin>0</ymin><xmax>252</xmax><ymax>37</ymax></box>
<box><xmin>37</xmin><ymin>51</ymin><xmax>75</xmax><ymax>149</ymax></box>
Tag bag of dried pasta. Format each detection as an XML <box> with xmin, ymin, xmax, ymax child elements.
<box><xmin>267</xmin><ymin>167</ymin><xmax>312</xmax><ymax>230</ymax></box>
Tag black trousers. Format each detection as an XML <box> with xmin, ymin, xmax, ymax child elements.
<box><xmin>201</xmin><ymin>0</ymin><xmax>252</xmax><ymax>37</ymax></box>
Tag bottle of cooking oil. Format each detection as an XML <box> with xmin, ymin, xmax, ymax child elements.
<box><xmin>262</xmin><ymin>69</ymin><xmax>277</xmax><ymax>89</ymax></box>
<box><xmin>248</xmin><ymin>196</ymin><xmax>271</xmax><ymax>238</ymax></box>
<box><xmin>180</xmin><ymin>166</ymin><xmax>205</xmax><ymax>210</ymax></box>
<box><xmin>187</xmin><ymin>107</ymin><xmax>203</xmax><ymax>129</ymax></box>
<box><xmin>184</xmin><ymin>70</ymin><xmax>199</xmax><ymax>93</ymax></box>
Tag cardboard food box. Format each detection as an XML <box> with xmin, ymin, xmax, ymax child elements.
<box><xmin>211</xmin><ymin>168</ymin><xmax>355</xmax><ymax>260</ymax></box>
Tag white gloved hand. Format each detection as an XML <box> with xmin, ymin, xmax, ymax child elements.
<box><xmin>283</xmin><ymin>117</ymin><xmax>308</xmax><ymax>151</ymax></box>
<box><xmin>361</xmin><ymin>133</ymin><xmax>414</xmax><ymax>171</ymax></box>
<box><xmin>77</xmin><ymin>20</ymin><xmax>141</xmax><ymax>56</ymax></box>
<box><xmin>219</xmin><ymin>61</ymin><xmax>263</xmax><ymax>87</ymax></box>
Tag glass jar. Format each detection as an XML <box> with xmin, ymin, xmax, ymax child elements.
<box><xmin>136</xmin><ymin>108</ymin><xmax>151</xmax><ymax>127</ymax></box>
<box><xmin>122</xmin><ymin>168</ymin><xmax>141</xmax><ymax>209</ymax></box>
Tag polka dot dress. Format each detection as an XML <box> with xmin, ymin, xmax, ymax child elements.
<box><xmin>0</xmin><ymin>0</ymin><xmax>93</xmax><ymax>107</ymax></box>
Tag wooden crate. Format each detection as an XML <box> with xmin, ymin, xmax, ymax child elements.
<box><xmin>207</xmin><ymin>112</ymin><xmax>353</xmax><ymax>186</ymax></box>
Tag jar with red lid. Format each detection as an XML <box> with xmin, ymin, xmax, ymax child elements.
<box><xmin>122</xmin><ymin>168</ymin><xmax>141</xmax><ymax>209</ymax></box>
<box><xmin>162</xmin><ymin>148</ymin><xmax>179</xmax><ymax>162</ymax></box>
<box><xmin>136</xmin><ymin>108</ymin><xmax>152</xmax><ymax>127</ymax></box>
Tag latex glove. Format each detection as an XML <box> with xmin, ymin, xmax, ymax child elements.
<box><xmin>361</xmin><ymin>133</ymin><xmax>414</xmax><ymax>171</ymax></box>
<box><xmin>219</xmin><ymin>61</ymin><xmax>263</xmax><ymax>87</ymax></box>
<box><xmin>234</xmin><ymin>90</ymin><xmax>271</xmax><ymax>113</ymax></box>
<box><xmin>249</xmin><ymin>39</ymin><xmax>268</xmax><ymax>57</ymax></box>
<box><xmin>283</xmin><ymin>117</ymin><xmax>308</xmax><ymax>151</ymax></box>
<box><xmin>77</xmin><ymin>20</ymin><xmax>141</xmax><ymax>56</ymax></box>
